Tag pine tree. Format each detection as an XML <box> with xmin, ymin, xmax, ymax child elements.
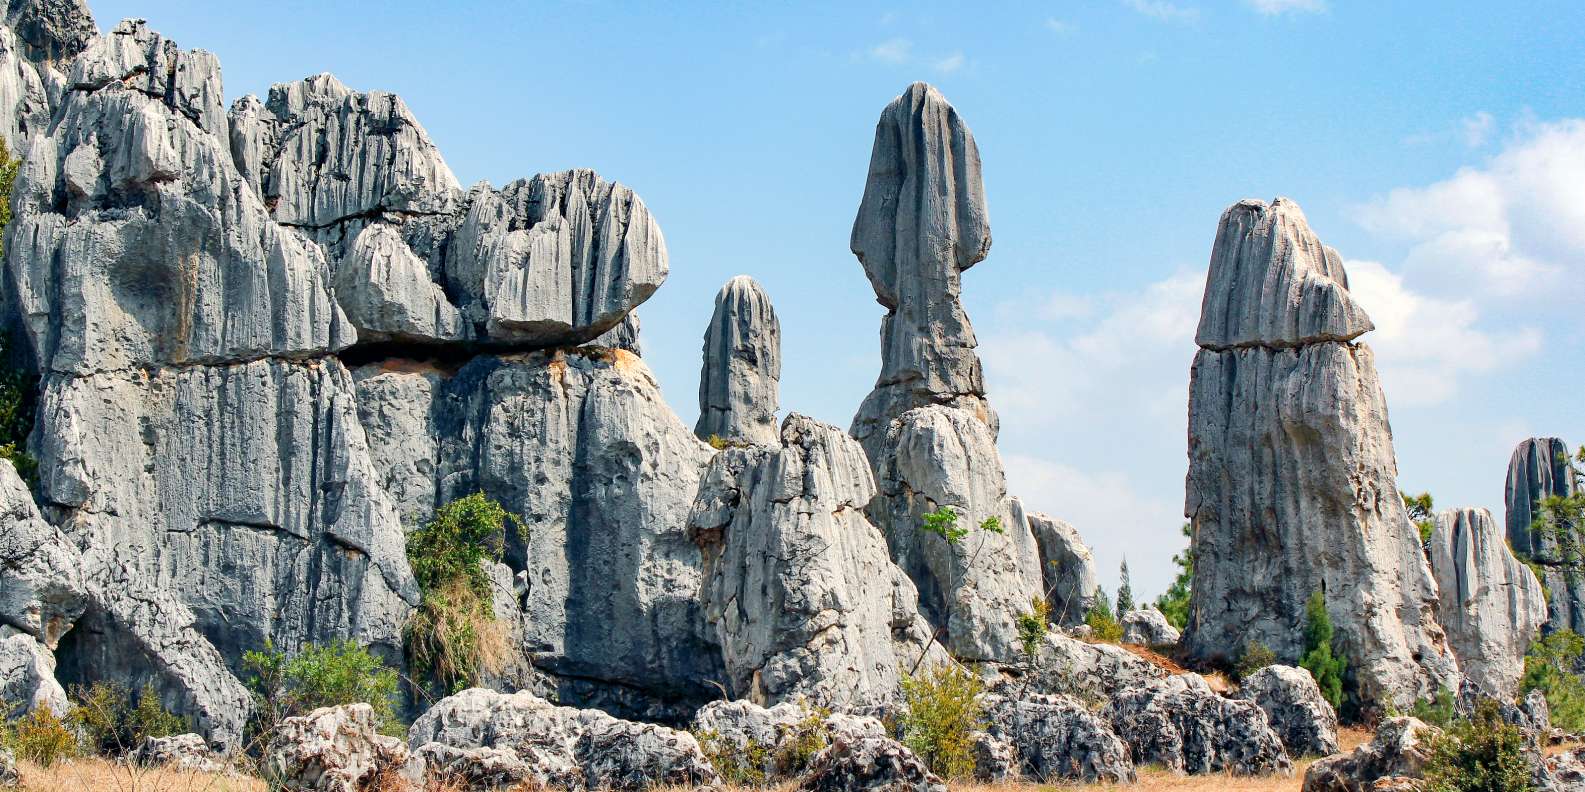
<box><xmin>1300</xmin><ymin>590</ymin><xmax>1348</xmax><ymax>710</ymax></box>
<box><xmin>1116</xmin><ymin>558</ymin><xmax>1135</xmax><ymax>615</ymax></box>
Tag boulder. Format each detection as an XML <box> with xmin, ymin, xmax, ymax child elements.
<box><xmin>0</xmin><ymin>633</ymin><xmax>65</xmax><ymax>719</ymax></box>
<box><xmin>1121</xmin><ymin>608</ymin><xmax>1181</xmax><ymax>646</ymax></box>
<box><xmin>265</xmin><ymin>704</ymin><xmax>419</xmax><ymax>792</ymax></box>
<box><xmin>799</xmin><ymin>733</ymin><xmax>946</xmax><ymax>792</ymax></box>
<box><xmin>1237</xmin><ymin>665</ymin><xmax>1340</xmax><ymax>757</ymax></box>
<box><xmin>1302</xmin><ymin>717</ymin><xmax>1441</xmax><ymax>792</ymax></box>
<box><xmin>846</xmin><ymin>83</ymin><xmax>1043</xmax><ymax>664</ymax></box>
<box><xmin>414</xmin><ymin>743</ymin><xmax>539</xmax><ymax>790</ymax></box>
<box><xmin>1183</xmin><ymin>197</ymin><xmax>1459</xmax><ymax>709</ymax></box>
<box><xmin>1027</xmin><ymin>512</ymin><xmax>1098</xmax><ymax>627</ymax></box>
<box><xmin>688</xmin><ymin>414</ymin><xmax>939</xmax><ymax>707</ymax></box>
<box><xmin>1016</xmin><ymin>631</ymin><xmax>1167</xmax><ymax>705</ymax></box>
<box><xmin>970</xmin><ymin>730</ymin><xmax>1017</xmax><ymax>782</ymax></box>
<box><xmin>696</xmin><ymin>275</ymin><xmax>780</xmax><ymax>446</ymax></box>
<box><xmin>691</xmin><ymin>699</ymin><xmax>828</xmax><ymax>781</ymax></box>
<box><xmin>407</xmin><ymin>688</ymin><xmax>720</xmax><ymax>791</ymax></box>
<box><xmin>131</xmin><ymin>733</ymin><xmax>225</xmax><ymax>774</ymax></box>
<box><xmin>0</xmin><ymin>747</ymin><xmax>15</xmax><ymax>788</ymax></box>
<box><xmin>0</xmin><ymin>460</ymin><xmax>84</xmax><ymax>648</ymax></box>
<box><xmin>1104</xmin><ymin>673</ymin><xmax>1291</xmax><ymax>776</ymax></box>
<box><xmin>1426</xmin><ymin>508</ymin><xmax>1546</xmax><ymax>698</ymax></box>
<box><xmin>981</xmin><ymin>692</ymin><xmax>1134</xmax><ymax>783</ymax></box>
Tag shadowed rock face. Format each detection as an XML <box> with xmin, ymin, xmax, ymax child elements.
<box><xmin>1183</xmin><ymin>197</ymin><xmax>1458</xmax><ymax>710</ymax></box>
<box><xmin>1503</xmin><ymin>437</ymin><xmax>1585</xmax><ymax>636</ymax></box>
<box><xmin>695</xmin><ymin>275</ymin><xmax>780</xmax><ymax>446</ymax></box>
<box><xmin>1027</xmin><ymin>512</ymin><xmax>1100</xmax><ymax>627</ymax></box>
<box><xmin>1427</xmin><ymin>507</ymin><xmax>1546</xmax><ymax>698</ymax></box>
<box><xmin>847</xmin><ymin>83</ymin><xmax>1041</xmax><ymax>664</ymax></box>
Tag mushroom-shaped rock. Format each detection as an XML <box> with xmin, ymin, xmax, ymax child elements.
<box><xmin>688</xmin><ymin>414</ymin><xmax>940</xmax><ymax>708</ymax></box>
<box><xmin>696</xmin><ymin>275</ymin><xmax>780</xmax><ymax>446</ymax></box>
<box><xmin>1028</xmin><ymin>512</ymin><xmax>1099</xmax><ymax>627</ymax></box>
<box><xmin>1183</xmin><ymin>197</ymin><xmax>1458</xmax><ymax>710</ymax></box>
<box><xmin>1236</xmin><ymin>665</ymin><xmax>1340</xmax><ymax>758</ymax></box>
<box><xmin>1121</xmin><ymin>608</ymin><xmax>1181</xmax><ymax>647</ymax></box>
<box><xmin>1427</xmin><ymin>507</ymin><xmax>1547</xmax><ymax>698</ymax></box>
<box><xmin>1302</xmin><ymin>717</ymin><xmax>1441</xmax><ymax>792</ymax></box>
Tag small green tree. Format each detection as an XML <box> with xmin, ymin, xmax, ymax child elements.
<box><xmin>1084</xmin><ymin>587</ymin><xmax>1123</xmax><ymax>643</ymax></box>
<box><xmin>8</xmin><ymin>707</ymin><xmax>77</xmax><ymax>767</ymax></box>
<box><xmin>1422</xmin><ymin>699</ymin><xmax>1531</xmax><ymax>792</ymax></box>
<box><xmin>909</xmin><ymin>505</ymin><xmax>1004</xmax><ymax>673</ymax></box>
<box><xmin>243</xmin><ymin>639</ymin><xmax>401</xmax><ymax>743</ymax></box>
<box><xmin>1116</xmin><ymin>558</ymin><xmax>1135</xmax><ymax>615</ymax></box>
<box><xmin>1015</xmin><ymin>596</ymin><xmax>1051</xmax><ymax>663</ymax></box>
<box><xmin>1402</xmin><ymin>490</ymin><xmax>1436</xmax><ymax>545</ymax></box>
<box><xmin>1300</xmin><ymin>590</ymin><xmax>1348</xmax><ymax>710</ymax></box>
<box><xmin>1522</xmin><ymin>630</ymin><xmax>1585</xmax><ymax>731</ymax></box>
<box><xmin>1153</xmin><ymin>523</ymin><xmax>1193</xmax><ymax>629</ymax></box>
<box><xmin>899</xmin><ymin>664</ymin><xmax>984</xmax><ymax>780</ymax></box>
<box><xmin>69</xmin><ymin>681</ymin><xmax>185</xmax><ymax>755</ymax></box>
<box><xmin>405</xmin><ymin>493</ymin><xmax>522</xmax><ymax>694</ymax></box>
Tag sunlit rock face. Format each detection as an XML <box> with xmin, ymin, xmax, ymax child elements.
<box><xmin>1427</xmin><ymin>507</ymin><xmax>1546</xmax><ymax>698</ymax></box>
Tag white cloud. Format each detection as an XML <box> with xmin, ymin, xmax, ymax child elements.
<box><xmin>1345</xmin><ymin>259</ymin><xmax>1541</xmax><ymax>406</ymax></box>
<box><xmin>867</xmin><ymin>37</ymin><xmax>912</xmax><ymax>64</ymax></box>
<box><xmin>1356</xmin><ymin>119</ymin><xmax>1585</xmax><ymax>301</ymax></box>
<box><xmin>934</xmin><ymin>53</ymin><xmax>965</xmax><ymax>74</ymax></box>
<box><xmin>1045</xmin><ymin>17</ymin><xmax>1075</xmax><ymax>34</ymax></box>
<box><xmin>1461</xmin><ymin>111</ymin><xmax>1495</xmax><ymax>148</ymax></box>
<box><xmin>1244</xmin><ymin>0</ymin><xmax>1327</xmax><ymax>15</ymax></box>
<box><xmin>1122</xmin><ymin>0</ymin><xmax>1200</xmax><ymax>23</ymax></box>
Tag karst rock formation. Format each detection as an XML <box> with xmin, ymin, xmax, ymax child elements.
<box><xmin>1183</xmin><ymin>197</ymin><xmax>1459</xmax><ymax>709</ymax></box>
<box><xmin>1505</xmin><ymin>436</ymin><xmax>1584</xmax><ymax>634</ymax></box>
<box><xmin>847</xmin><ymin>82</ymin><xmax>1043</xmax><ymax>663</ymax></box>
<box><xmin>695</xmin><ymin>275</ymin><xmax>780</xmax><ymax>446</ymax></box>
<box><xmin>1426</xmin><ymin>507</ymin><xmax>1546</xmax><ymax>698</ymax></box>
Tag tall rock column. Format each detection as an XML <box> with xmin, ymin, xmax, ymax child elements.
<box><xmin>1426</xmin><ymin>508</ymin><xmax>1546</xmax><ymax>698</ymax></box>
<box><xmin>695</xmin><ymin>276</ymin><xmax>780</xmax><ymax>446</ymax></box>
<box><xmin>1504</xmin><ymin>437</ymin><xmax>1585</xmax><ymax>634</ymax></box>
<box><xmin>847</xmin><ymin>83</ymin><xmax>1041</xmax><ymax>664</ymax></box>
<box><xmin>1183</xmin><ymin>197</ymin><xmax>1458</xmax><ymax>709</ymax></box>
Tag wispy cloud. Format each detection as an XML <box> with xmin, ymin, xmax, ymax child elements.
<box><xmin>1045</xmin><ymin>17</ymin><xmax>1076</xmax><ymax>34</ymax></box>
<box><xmin>1243</xmin><ymin>0</ymin><xmax>1327</xmax><ymax>15</ymax></box>
<box><xmin>933</xmin><ymin>52</ymin><xmax>966</xmax><ymax>73</ymax></box>
<box><xmin>1122</xmin><ymin>0</ymin><xmax>1200</xmax><ymax>23</ymax></box>
<box><xmin>1461</xmin><ymin>111</ymin><xmax>1495</xmax><ymax>148</ymax></box>
<box><xmin>867</xmin><ymin>37</ymin><xmax>912</xmax><ymax>64</ymax></box>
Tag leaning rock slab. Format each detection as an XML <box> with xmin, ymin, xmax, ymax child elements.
<box><xmin>1184</xmin><ymin>197</ymin><xmax>1458</xmax><ymax>709</ymax></box>
<box><xmin>0</xmin><ymin>459</ymin><xmax>84</xmax><ymax>648</ymax></box>
<box><xmin>696</xmin><ymin>275</ymin><xmax>780</xmax><ymax>446</ymax></box>
<box><xmin>1302</xmin><ymin>717</ymin><xmax>1441</xmax><ymax>792</ymax></box>
<box><xmin>1027</xmin><ymin>512</ymin><xmax>1099</xmax><ymax>627</ymax></box>
<box><xmin>1122</xmin><ymin>608</ymin><xmax>1181</xmax><ymax>646</ymax></box>
<box><xmin>1427</xmin><ymin>507</ymin><xmax>1546</xmax><ymax>698</ymax></box>
<box><xmin>0</xmin><ymin>633</ymin><xmax>65</xmax><ymax>719</ymax></box>
<box><xmin>408</xmin><ymin>688</ymin><xmax>719</xmax><ymax>791</ymax></box>
<box><xmin>1237</xmin><ymin>665</ymin><xmax>1340</xmax><ymax>757</ymax></box>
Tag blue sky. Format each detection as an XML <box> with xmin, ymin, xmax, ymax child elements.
<box><xmin>89</xmin><ymin>0</ymin><xmax>1585</xmax><ymax>596</ymax></box>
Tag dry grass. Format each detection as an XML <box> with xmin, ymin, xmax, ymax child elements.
<box><xmin>17</xmin><ymin>757</ymin><xmax>265</xmax><ymax>792</ymax></box>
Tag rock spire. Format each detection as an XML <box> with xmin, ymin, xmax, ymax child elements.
<box><xmin>1426</xmin><ymin>507</ymin><xmax>1546</xmax><ymax>697</ymax></box>
<box><xmin>695</xmin><ymin>275</ymin><xmax>780</xmax><ymax>446</ymax></box>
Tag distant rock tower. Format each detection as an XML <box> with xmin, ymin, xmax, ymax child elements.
<box><xmin>696</xmin><ymin>276</ymin><xmax>780</xmax><ymax>446</ymax></box>
<box><xmin>847</xmin><ymin>83</ymin><xmax>1042</xmax><ymax>663</ymax></box>
<box><xmin>1505</xmin><ymin>437</ymin><xmax>1582</xmax><ymax>633</ymax></box>
<box><xmin>1182</xmin><ymin>197</ymin><xmax>1458</xmax><ymax>709</ymax></box>
<box><xmin>1426</xmin><ymin>507</ymin><xmax>1545</xmax><ymax>697</ymax></box>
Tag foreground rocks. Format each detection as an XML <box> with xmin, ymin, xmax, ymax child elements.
<box><xmin>1104</xmin><ymin>673</ymin><xmax>1291</xmax><ymax>776</ymax></box>
<box><xmin>799</xmin><ymin>732</ymin><xmax>946</xmax><ymax>792</ymax></box>
<box><xmin>1302</xmin><ymin>717</ymin><xmax>1441</xmax><ymax>792</ymax></box>
<box><xmin>1183</xmin><ymin>197</ymin><xmax>1459</xmax><ymax>709</ymax></box>
<box><xmin>131</xmin><ymin>733</ymin><xmax>225</xmax><ymax>774</ymax></box>
<box><xmin>1236</xmin><ymin>665</ymin><xmax>1340</xmax><ymax>757</ymax></box>
<box><xmin>265</xmin><ymin>704</ymin><xmax>418</xmax><ymax>792</ymax></box>
<box><xmin>407</xmin><ymin>688</ymin><xmax>720</xmax><ymax>791</ymax></box>
<box><xmin>981</xmin><ymin>693</ymin><xmax>1135</xmax><ymax>783</ymax></box>
<box><xmin>1426</xmin><ymin>507</ymin><xmax>1547</xmax><ymax>698</ymax></box>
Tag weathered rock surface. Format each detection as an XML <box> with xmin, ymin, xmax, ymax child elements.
<box><xmin>696</xmin><ymin>275</ymin><xmax>780</xmax><ymax>445</ymax></box>
<box><xmin>1027</xmin><ymin>512</ymin><xmax>1098</xmax><ymax>627</ymax></box>
<box><xmin>1104</xmin><ymin>673</ymin><xmax>1291</xmax><ymax>776</ymax></box>
<box><xmin>1302</xmin><ymin>717</ymin><xmax>1440</xmax><ymax>792</ymax></box>
<box><xmin>356</xmin><ymin>349</ymin><xmax>719</xmax><ymax>718</ymax></box>
<box><xmin>1122</xmin><ymin>608</ymin><xmax>1181</xmax><ymax>646</ymax></box>
<box><xmin>0</xmin><ymin>460</ymin><xmax>83</xmax><ymax>648</ymax></box>
<box><xmin>691</xmin><ymin>700</ymin><xmax>824</xmax><ymax>781</ymax></box>
<box><xmin>0</xmin><ymin>0</ymin><xmax>94</xmax><ymax>149</ymax></box>
<box><xmin>132</xmin><ymin>733</ymin><xmax>225</xmax><ymax>773</ymax></box>
<box><xmin>981</xmin><ymin>692</ymin><xmax>1135</xmax><ymax>783</ymax></box>
<box><xmin>408</xmin><ymin>688</ymin><xmax>720</xmax><ymax>791</ymax></box>
<box><xmin>1017</xmin><ymin>631</ymin><xmax>1167</xmax><ymax>704</ymax></box>
<box><xmin>0</xmin><ymin>632</ymin><xmax>65</xmax><ymax>718</ymax></box>
<box><xmin>1427</xmin><ymin>507</ymin><xmax>1546</xmax><ymax>698</ymax></box>
<box><xmin>1505</xmin><ymin>437</ymin><xmax>1585</xmax><ymax>635</ymax></box>
<box><xmin>266</xmin><ymin>704</ymin><xmax>419</xmax><ymax>792</ymax></box>
<box><xmin>970</xmin><ymin>730</ymin><xmax>1017</xmax><ymax>782</ymax></box>
<box><xmin>414</xmin><ymin>743</ymin><xmax>540</xmax><ymax>790</ymax></box>
<box><xmin>1184</xmin><ymin>197</ymin><xmax>1458</xmax><ymax>709</ymax></box>
<box><xmin>799</xmin><ymin>732</ymin><xmax>946</xmax><ymax>792</ymax></box>
<box><xmin>688</xmin><ymin>413</ymin><xmax>939</xmax><ymax>708</ymax></box>
<box><xmin>1237</xmin><ymin>665</ymin><xmax>1340</xmax><ymax>758</ymax></box>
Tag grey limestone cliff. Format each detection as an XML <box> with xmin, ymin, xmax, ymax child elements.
<box><xmin>1427</xmin><ymin>507</ymin><xmax>1546</xmax><ymax>698</ymax></box>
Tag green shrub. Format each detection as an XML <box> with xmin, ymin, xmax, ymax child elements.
<box><xmin>405</xmin><ymin>493</ymin><xmax>520</xmax><ymax>694</ymax></box>
<box><xmin>1422</xmin><ymin>699</ymin><xmax>1532</xmax><ymax>792</ymax></box>
<box><xmin>9</xmin><ymin>707</ymin><xmax>77</xmax><ymax>767</ymax></box>
<box><xmin>1410</xmin><ymin>687</ymin><xmax>1458</xmax><ymax>729</ymax></box>
<box><xmin>68</xmin><ymin>681</ymin><xmax>185</xmax><ymax>755</ymax></box>
<box><xmin>1084</xmin><ymin>588</ymin><xmax>1123</xmax><ymax>643</ymax></box>
<box><xmin>1403</xmin><ymin>490</ymin><xmax>1436</xmax><ymax>545</ymax></box>
<box><xmin>1016</xmin><ymin>596</ymin><xmax>1052</xmax><ymax>662</ymax></box>
<box><xmin>900</xmin><ymin>664</ymin><xmax>984</xmax><ymax>780</ymax></box>
<box><xmin>1234</xmin><ymin>640</ymin><xmax>1277</xmax><ymax>682</ymax></box>
<box><xmin>1299</xmin><ymin>590</ymin><xmax>1348</xmax><ymax>711</ymax></box>
<box><xmin>243</xmin><ymin>639</ymin><xmax>401</xmax><ymax>742</ymax></box>
<box><xmin>774</xmin><ymin>704</ymin><xmax>830</xmax><ymax>775</ymax></box>
<box><xmin>1522</xmin><ymin>630</ymin><xmax>1585</xmax><ymax>732</ymax></box>
<box><xmin>907</xmin><ymin>506</ymin><xmax>1004</xmax><ymax>674</ymax></box>
<box><xmin>694</xmin><ymin>729</ymin><xmax>768</xmax><ymax>786</ymax></box>
<box><xmin>1153</xmin><ymin>523</ymin><xmax>1194</xmax><ymax>630</ymax></box>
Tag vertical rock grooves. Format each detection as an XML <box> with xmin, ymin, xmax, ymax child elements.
<box><xmin>1426</xmin><ymin>507</ymin><xmax>1545</xmax><ymax>697</ymax></box>
<box><xmin>695</xmin><ymin>275</ymin><xmax>779</xmax><ymax>446</ymax></box>
<box><xmin>1183</xmin><ymin>197</ymin><xmax>1458</xmax><ymax>709</ymax></box>
<box><xmin>1504</xmin><ymin>436</ymin><xmax>1583</xmax><ymax>634</ymax></box>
